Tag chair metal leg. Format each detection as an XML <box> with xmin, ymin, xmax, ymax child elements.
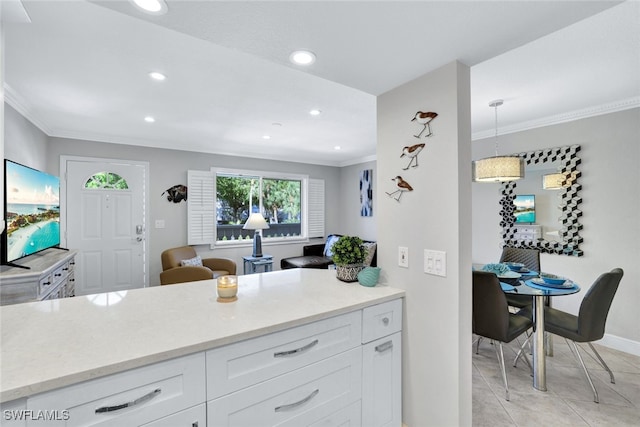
<box><xmin>587</xmin><ymin>342</ymin><xmax>615</xmax><ymax>384</ymax></box>
<box><xmin>567</xmin><ymin>340</ymin><xmax>599</xmax><ymax>403</ymax></box>
<box><xmin>495</xmin><ymin>342</ymin><xmax>510</xmax><ymax>401</ymax></box>
<box><xmin>475</xmin><ymin>336</ymin><xmax>483</xmax><ymax>354</ymax></box>
<box><xmin>513</xmin><ymin>334</ymin><xmax>533</xmax><ymax>374</ymax></box>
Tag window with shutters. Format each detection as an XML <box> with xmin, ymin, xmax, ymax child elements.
<box><xmin>188</xmin><ymin>169</ymin><xmax>324</xmax><ymax>246</ymax></box>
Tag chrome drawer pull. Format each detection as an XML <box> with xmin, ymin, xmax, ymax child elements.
<box><xmin>375</xmin><ymin>340</ymin><xmax>393</xmax><ymax>353</ymax></box>
<box><xmin>274</xmin><ymin>389</ymin><xmax>319</xmax><ymax>412</ymax></box>
<box><xmin>95</xmin><ymin>388</ymin><xmax>161</xmax><ymax>413</ymax></box>
<box><xmin>274</xmin><ymin>339</ymin><xmax>318</xmax><ymax>357</ymax></box>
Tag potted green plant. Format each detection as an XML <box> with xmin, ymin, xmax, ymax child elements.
<box><xmin>331</xmin><ymin>235</ymin><xmax>366</xmax><ymax>282</ymax></box>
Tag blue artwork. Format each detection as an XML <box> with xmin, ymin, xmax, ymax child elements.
<box><xmin>360</xmin><ymin>169</ymin><xmax>373</xmax><ymax>217</ymax></box>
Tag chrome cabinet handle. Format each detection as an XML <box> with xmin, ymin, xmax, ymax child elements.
<box><xmin>274</xmin><ymin>339</ymin><xmax>318</xmax><ymax>357</ymax></box>
<box><xmin>375</xmin><ymin>340</ymin><xmax>393</xmax><ymax>353</ymax></box>
<box><xmin>95</xmin><ymin>388</ymin><xmax>161</xmax><ymax>413</ymax></box>
<box><xmin>274</xmin><ymin>389</ymin><xmax>319</xmax><ymax>412</ymax></box>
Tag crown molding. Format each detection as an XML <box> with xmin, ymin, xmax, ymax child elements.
<box><xmin>339</xmin><ymin>154</ymin><xmax>377</xmax><ymax>167</ymax></box>
<box><xmin>472</xmin><ymin>97</ymin><xmax>640</xmax><ymax>141</ymax></box>
<box><xmin>3</xmin><ymin>83</ymin><xmax>52</xmax><ymax>135</ymax></box>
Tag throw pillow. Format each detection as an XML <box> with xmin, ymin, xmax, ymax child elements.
<box><xmin>362</xmin><ymin>242</ymin><xmax>377</xmax><ymax>266</ymax></box>
<box><xmin>323</xmin><ymin>234</ymin><xmax>341</xmax><ymax>258</ymax></box>
<box><xmin>180</xmin><ymin>255</ymin><xmax>203</xmax><ymax>267</ymax></box>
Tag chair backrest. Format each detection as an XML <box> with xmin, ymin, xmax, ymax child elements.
<box><xmin>500</xmin><ymin>247</ymin><xmax>541</xmax><ymax>272</ymax></box>
<box><xmin>161</xmin><ymin>246</ymin><xmax>197</xmax><ymax>270</ymax></box>
<box><xmin>472</xmin><ymin>271</ymin><xmax>511</xmax><ymax>342</ymax></box>
<box><xmin>578</xmin><ymin>268</ymin><xmax>624</xmax><ymax>341</ymax></box>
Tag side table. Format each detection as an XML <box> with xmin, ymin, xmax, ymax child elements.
<box><xmin>243</xmin><ymin>255</ymin><xmax>274</xmax><ymax>275</ymax></box>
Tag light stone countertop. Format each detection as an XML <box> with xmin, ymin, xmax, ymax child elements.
<box><xmin>0</xmin><ymin>268</ymin><xmax>404</xmax><ymax>403</ymax></box>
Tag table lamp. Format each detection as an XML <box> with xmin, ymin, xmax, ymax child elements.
<box><xmin>243</xmin><ymin>213</ymin><xmax>270</xmax><ymax>257</ymax></box>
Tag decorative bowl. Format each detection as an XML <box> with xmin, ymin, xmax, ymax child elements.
<box><xmin>504</xmin><ymin>262</ymin><xmax>525</xmax><ymax>271</ymax></box>
<box><xmin>540</xmin><ymin>273</ymin><xmax>566</xmax><ymax>285</ymax></box>
<box><xmin>357</xmin><ymin>267</ymin><xmax>380</xmax><ymax>287</ymax></box>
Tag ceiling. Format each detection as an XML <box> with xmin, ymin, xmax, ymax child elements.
<box><xmin>3</xmin><ymin>1</ymin><xmax>639</xmax><ymax>166</ymax></box>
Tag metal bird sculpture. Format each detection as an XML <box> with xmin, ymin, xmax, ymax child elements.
<box><xmin>400</xmin><ymin>143</ymin><xmax>425</xmax><ymax>170</ymax></box>
<box><xmin>386</xmin><ymin>176</ymin><xmax>413</xmax><ymax>202</ymax></box>
<box><xmin>411</xmin><ymin>111</ymin><xmax>438</xmax><ymax>138</ymax></box>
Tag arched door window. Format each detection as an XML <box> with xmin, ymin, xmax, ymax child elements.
<box><xmin>84</xmin><ymin>172</ymin><xmax>129</xmax><ymax>189</ymax></box>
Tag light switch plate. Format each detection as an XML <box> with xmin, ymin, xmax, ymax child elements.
<box><xmin>424</xmin><ymin>249</ymin><xmax>446</xmax><ymax>277</ymax></box>
<box><xmin>155</xmin><ymin>219</ymin><xmax>165</xmax><ymax>229</ymax></box>
<box><xmin>398</xmin><ymin>246</ymin><xmax>409</xmax><ymax>268</ymax></box>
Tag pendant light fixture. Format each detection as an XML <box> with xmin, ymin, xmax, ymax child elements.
<box><xmin>542</xmin><ymin>173</ymin><xmax>565</xmax><ymax>190</ymax></box>
<box><xmin>472</xmin><ymin>100</ymin><xmax>524</xmax><ymax>182</ymax></box>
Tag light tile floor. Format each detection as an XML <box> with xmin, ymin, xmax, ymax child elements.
<box><xmin>473</xmin><ymin>336</ymin><xmax>640</xmax><ymax>426</ymax></box>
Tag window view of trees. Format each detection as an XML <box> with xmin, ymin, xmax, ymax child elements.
<box><xmin>216</xmin><ymin>173</ymin><xmax>302</xmax><ymax>241</ymax></box>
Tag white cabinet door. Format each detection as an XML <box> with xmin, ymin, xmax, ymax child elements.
<box><xmin>362</xmin><ymin>332</ymin><xmax>402</xmax><ymax>427</ymax></box>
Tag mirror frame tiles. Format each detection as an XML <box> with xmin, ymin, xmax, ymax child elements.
<box><xmin>500</xmin><ymin>144</ymin><xmax>583</xmax><ymax>257</ymax></box>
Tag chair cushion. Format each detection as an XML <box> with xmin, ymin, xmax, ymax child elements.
<box><xmin>544</xmin><ymin>306</ymin><xmax>582</xmax><ymax>342</ymax></box>
<box><xmin>180</xmin><ymin>255</ymin><xmax>203</xmax><ymax>267</ymax></box>
<box><xmin>363</xmin><ymin>242</ymin><xmax>377</xmax><ymax>267</ymax></box>
<box><xmin>323</xmin><ymin>234</ymin><xmax>341</xmax><ymax>257</ymax></box>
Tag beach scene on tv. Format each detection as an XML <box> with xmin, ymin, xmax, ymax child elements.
<box><xmin>5</xmin><ymin>161</ymin><xmax>60</xmax><ymax>262</ymax></box>
<box><xmin>513</xmin><ymin>194</ymin><xmax>536</xmax><ymax>223</ymax></box>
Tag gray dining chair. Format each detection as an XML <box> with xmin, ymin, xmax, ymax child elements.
<box><xmin>500</xmin><ymin>247</ymin><xmax>541</xmax><ymax>309</ymax></box>
<box><xmin>472</xmin><ymin>271</ymin><xmax>533</xmax><ymax>401</ymax></box>
<box><xmin>543</xmin><ymin>268</ymin><xmax>624</xmax><ymax>403</ymax></box>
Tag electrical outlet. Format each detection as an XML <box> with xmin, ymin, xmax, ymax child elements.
<box><xmin>155</xmin><ymin>219</ymin><xmax>165</xmax><ymax>229</ymax></box>
<box><xmin>398</xmin><ymin>246</ymin><xmax>409</xmax><ymax>268</ymax></box>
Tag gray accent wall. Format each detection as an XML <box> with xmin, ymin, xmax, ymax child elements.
<box><xmin>4</xmin><ymin>103</ymin><xmax>347</xmax><ymax>286</ymax></box>
<box><xmin>473</xmin><ymin>108</ymin><xmax>640</xmax><ymax>351</ymax></box>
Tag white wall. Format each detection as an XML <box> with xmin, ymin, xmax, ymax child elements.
<box><xmin>472</xmin><ymin>108</ymin><xmax>640</xmax><ymax>353</ymax></box>
<box><xmin>377</xmin><ymin>61</ymin><xmax>472</xmax><ymax>426</ymax></box>
<box><xmin>4</xmin><ymin>104</ymin><xmax>48</xmax><ymax>172</ymax></box>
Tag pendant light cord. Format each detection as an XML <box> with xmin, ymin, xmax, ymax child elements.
<box><xmin>489</xmin><ymin>99</ymin><xmax>503</xmax><ymax>157</ymax></box>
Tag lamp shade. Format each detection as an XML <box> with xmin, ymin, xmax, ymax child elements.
<box><xmin>542</xmin><ymin>173</ymin><xmax>565</xmax><ymax>190</ymax></box>
<box><xmin>472</xmin><ymin>156</ymin><xmax>524</xmax><ymax>182</ymax></box>
<box><xmin>242</xmin><ymin>213</ymin><xmax>270</xmax><ymax>230</ymax></box>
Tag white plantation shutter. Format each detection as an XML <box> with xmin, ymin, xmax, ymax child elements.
<box><xmin>308</xmin><ymin>178</ymin><xmax>325</xmax><ymax>238</ymax></box>
<box><xmin>187</xmin><ymin>170</ymin><xmax>215</xmax><ymax>245</ymax></box>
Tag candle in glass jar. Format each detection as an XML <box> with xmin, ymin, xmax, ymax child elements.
<box><xmin>217</xmin><ymin>275</ymin><xmax>238</xmax><ymax>299</ymax></box>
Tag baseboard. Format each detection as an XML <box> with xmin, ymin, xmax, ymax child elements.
<box><xmin>597</xmin><ymin>334</ymin><xmax>640</xmax><ymax>357</ymax></box>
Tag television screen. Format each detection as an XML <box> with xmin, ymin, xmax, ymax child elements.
<box><xmin>513</xmin><ymin>194</ymin><xmax>536</xmax><ymax>224</ymax></box>
<box><xmin>3</xmin><ymin>160</ymin><xmax>61</xmax><ymax>263</ymax></box>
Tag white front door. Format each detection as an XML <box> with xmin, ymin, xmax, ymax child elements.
<box><xmin>62</xmin><ymin>157</ymin><xmax>148</xmax><ymax>295</ymax></box>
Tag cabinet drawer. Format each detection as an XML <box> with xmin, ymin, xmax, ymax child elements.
<box><xmin>139</xmin><ymin>404</ymin><xmax>205</xmax><ymax>427</ymax></box>
<box><xmin>206</xmin><ymin>311</ymin><xmax>361</xmax><ymax>399</ymax></box>
<box><xmin>27</xmin><ymin>353</ymin><xmax>205</xmax><ymax>427</ymax></box>
<box><xmin>207</xmin><ymin>347</ymin><xmax>362</xmax><ymax>427</ymax></box>
<box><xmin>307</xmin><ymin>400</ymin><xmax>361</xmax><ymax>427</ymax></box>
<box><xmin>38</xmin><ymin>274</ymin><xmax>54</xmax><ymax>297</ymax></box>
<box><xmin>362</xmin><ymin>298</ymin><xmax>403</xmax><ymax>344</ymax></box>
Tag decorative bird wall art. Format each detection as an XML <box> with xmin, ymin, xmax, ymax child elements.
<box><xmin>386</xmin><ymin>176</ymin><xmax>413</xmax><ymax>202</ymax></box>
<box><xmin>400</xmin><ymin>143</ymin><xmax>425</xmax><ymax>170</ymax></box>
<box><xmin>411</xmin><ymin>111</ymin><xmax>438</xmax><ymax>138</ymax></box>
<box><xmin>162</xmin><ymin>184</ymin><xmax>187</xmax><ymax>203</ymax></box>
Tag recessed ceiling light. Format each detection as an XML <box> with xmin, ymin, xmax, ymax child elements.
<box><xmin>309</xmin><ymin>109</ymin><xmax>321</xmax><ymax>116</ymax></box>
<box><xmin>149</xmin><ymin>71</ymin><xmax>166</xmax><ymax>81</ymax></box>
<box><xmin>130</xmin><ymin>0</ymin><xmax>168</xmax><ymax>15</ymax></box>
<box><xmin>144</xmin><ymin>116</ymin><xmax>155</xmax><ymax>123</ymax></box>
<box><xmin>289</xmin><ymin>50</ymin><xmax>316</xmax><ymax>66</ymax></box>
<box><xmin>334</xmin><ymin>146</ymin><xmax>341</xmax><ymax>151</ymax></box>
<box><xmin>263</xmin><ymin>135</ymin><xmax>271</xmax><ymax>140</ymax></box>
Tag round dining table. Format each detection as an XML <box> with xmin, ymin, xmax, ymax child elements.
<box><xmin>500</xmin><ymin>275</ymin><xmax>581</xmax><ymax>392</ymax></box>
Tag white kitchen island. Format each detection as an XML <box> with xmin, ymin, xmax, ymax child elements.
<box><xmin>0</xmin><ymin>268</ymin><xmax>404</xmax><ymax>426</ymax></box>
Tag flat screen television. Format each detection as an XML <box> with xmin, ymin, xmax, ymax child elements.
<box><xmin>2</xmin><ymin>159</ymin><xmax>61</xmax><ymax>266</ymax></box>
<box><xmin>513</xmin><ymin>194</ymin><xmax>536</xmax><ymax>224</ymax></box>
